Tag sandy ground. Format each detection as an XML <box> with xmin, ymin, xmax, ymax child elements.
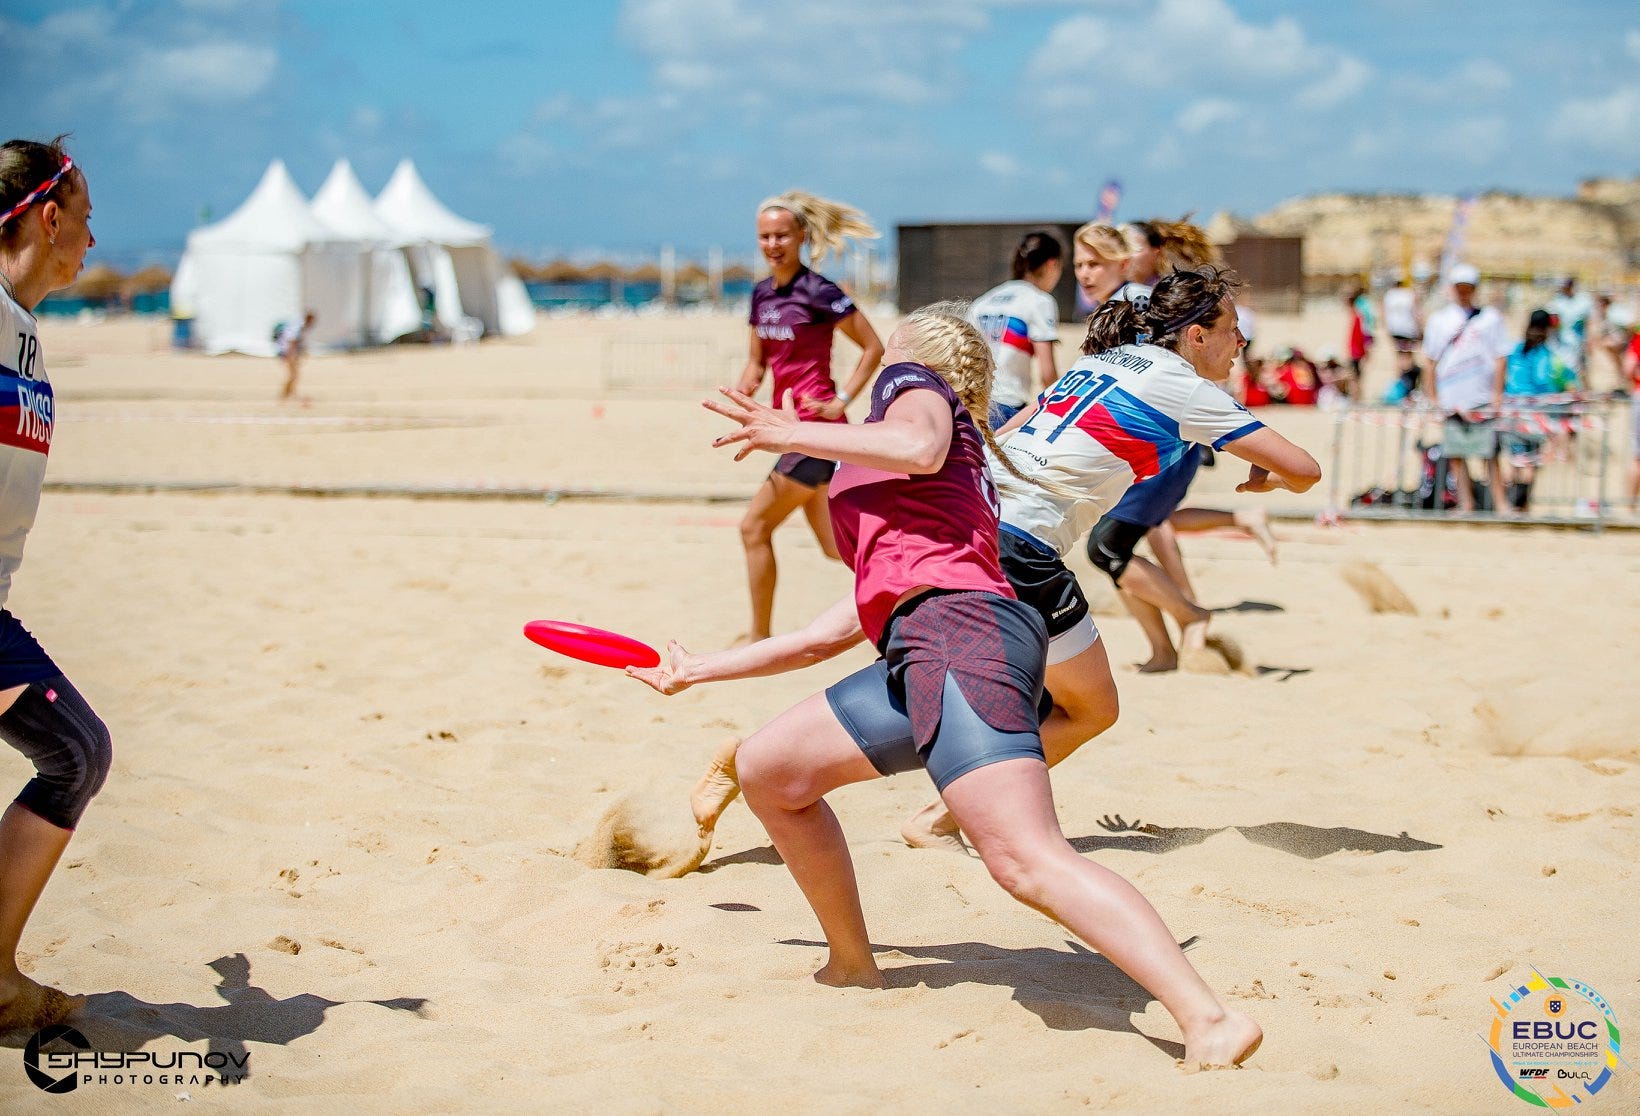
<box><xmin>0</xmin><ymin>311</ymin><xmax>1635</xmax><ymax>1112</ymax></box>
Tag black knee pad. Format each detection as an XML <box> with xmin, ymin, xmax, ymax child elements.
<box><xmin>1085</xmin><ymin>517</ymin><xmax>1146</xmax><ymax>584</ymax></box>
<box><xmin>1</xmin><ymin>677</ymin><xmax>112</xmax><ymax>830</ymax></box>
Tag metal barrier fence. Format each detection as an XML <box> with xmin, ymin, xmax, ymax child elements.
<box><xmin>1327</xmin><ymin>397</ymin><xmax>1624</xmax><ymax>528</ymax></box>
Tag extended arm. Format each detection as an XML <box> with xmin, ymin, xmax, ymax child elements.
<box><xmin>802</xmin><ymin>310</ymin><xmax>886</xmax><ymax>420</ymax></box>
<box><xmin>707</xmin><ymin>385</ymin><xmax>954</xmax><ymax>475</ymax></box>
<box><xmin>835</xmin><ymin>311</ymin><xmax>885</xmax><ymax>404</ymax></box>
<box><xmin>735</xmin><ymin>327</ymin><xmax>766</xmax><ymax>396</ymax></box>
<box><xmin>1222</xmin><ymin>427</ymin><xmax>1322</xmax><ymax>494</ymax></box>
<box><xmin>1034</xmin><ymin>340</ymin><xmax>1059</xmax><ymax>391</ymax></box>
<box><xmin>626</xmin><ymin>595</ymin><xmax>865</xmax><ymax>695</ymax></box>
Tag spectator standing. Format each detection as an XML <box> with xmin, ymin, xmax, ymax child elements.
<box><xmin>1382</xmin><ymin>277</ymin><xmax>1423</xmax><ymax>397</ymax></box>
<box><xmin>1546</xmin><ymin>277</ymin><xmax>1592</xmax><ymax>382</ymax></box>
<box><xmin>1423</xmin><ymin>264</ymin><xmax>1511</xmax><ymax>514</ymax></box>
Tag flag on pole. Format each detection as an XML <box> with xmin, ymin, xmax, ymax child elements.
<box><xmin>1094</xmin><ymin>179</ymin><xmax>1122</xmax><ymax>224</ymax></box>
<box><xmin>1438</xmin><ymin>193</ymin><xmax>1475</xmax><ymax>284</ymax></box>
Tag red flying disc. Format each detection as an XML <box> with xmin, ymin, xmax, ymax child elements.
<box><xmin>523</xmin><ymin>620</ymin><xmax>661</xmax><ymax>670</ymax></box>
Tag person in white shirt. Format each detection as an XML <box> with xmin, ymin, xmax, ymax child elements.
<box><xmin>966</xmin><ymin>230</ymin><xmax>1062</xmax><ymax>425</ymax></box>
<box><xmin>277</xmin><ymin>309</ymin><xmax>316</xmax><ymax>402</ymax></box>
<box><xmin>1546</xmin><ymin>276</ymin><xmax>1593</xmax><ymax>379</ymax></box>
<box><xmin>1382</xmin><ymin>278</ymin><xmax>1424</xmax><ymax>396</ymax></box>
<box><xmin>1422</xmin><ymin>264</ymin><xmax>1511</xmax><ymax>513</ymax></box>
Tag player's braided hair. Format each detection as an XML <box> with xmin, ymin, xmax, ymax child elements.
<box><xmin>898</xmin><ymin>302</ymin><xmax>1077</xmax><ymax>498</ymax></box>
<box><xmin>757</xmin><ymin>190</ymin><xmax>878</xmax><ymax>265</ymax></box>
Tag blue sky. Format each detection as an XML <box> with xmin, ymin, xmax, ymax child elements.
<box><xmin>3</xmin><ymin>0</ymin><xmax>1637</xmax><ymax>268</ymax></box>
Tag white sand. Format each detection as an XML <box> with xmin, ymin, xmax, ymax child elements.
<box><xmin>0</xmin><ymin>313</ymin><xmax>1635</xmax><ymax>1111</ymax></box>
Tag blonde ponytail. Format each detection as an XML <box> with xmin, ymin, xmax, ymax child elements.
<box><xmin>898</xmin><ymin>302</ymin><xmax>1079</xmax><ymax>499</ymax></box>
<box><xmin>757</xmin><ymin>190</ymin><xmax>878</xmax><ymax>265</ymax></box>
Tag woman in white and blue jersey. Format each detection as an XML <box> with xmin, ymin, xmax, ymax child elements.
<box><xmin>904</xmin><ymin>267</ymin><xmax>1321</xmax><ymax>848</ymax></box>
<box><xmin>0</xmin><ymin>136</ymin><xmax>109</xmax><ymax>1033</ymax></box>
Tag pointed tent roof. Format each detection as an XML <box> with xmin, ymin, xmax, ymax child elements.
<box><xmin>373</xmin><ymin>159</ymin><xmax>490</xmax><ymax>247</ymax></box>
<box><xmin>190</xmin><ymin>160</ymin><xmax>342</xmax><ymax>251</ymax></box>
<box><xmin>312</xmin><ymin>159</ymin><xmax>399</xmax><ymax>243</ymax></box>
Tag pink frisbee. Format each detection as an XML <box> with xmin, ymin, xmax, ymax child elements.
<box><xmin>523</xmin><ymin>620</ymin><xmax>661</xmax><ymax>670</ymax></box>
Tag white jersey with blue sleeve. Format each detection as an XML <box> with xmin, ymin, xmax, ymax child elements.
<box><xmin>0</xmin><ymin>286</ymin><xmax>54</xmax><ymax>608</ymax></box>
<box><xmin>967</xmin><ymin>280</ymin><xmax>1059</xmax><ymax>409</ymax></box>
<box><xmin>991</xmin><ymin>343</ymin><xmax>1262</xmax><ymax>555</ymax></box>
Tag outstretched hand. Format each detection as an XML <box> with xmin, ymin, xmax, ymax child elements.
<box><xmin>625</xmin><ymin>640</ymin><xmax>697</xmax><ymax>695</ymax></box>
<box><xmin>802</xmin><ymin>394</ymin><xmax>848</xmax><ymax>422</ymax></box>
<box><xmin>704</xmin><ymin>387</ymin><xmax>800</xmax><ymax>461</ymax></box>
<box><xmin>1236</xmin><ymin>465</ymin><xmax>1279</xmax><ymax>493</ymax></box>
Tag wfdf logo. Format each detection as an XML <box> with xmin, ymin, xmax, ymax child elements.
<box><xmin>23</xmin><ymin>1025</ymin><xmax>88</xmax><ymax>1093</ymax></box>
<box><xmin>1485</xmin><ymin>969</ymin><xmax>1623</xmax><ymax>1107</ymax></box>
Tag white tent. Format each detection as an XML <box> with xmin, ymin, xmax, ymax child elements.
<box><xmin>170</xmin><ymin>160</ymin><xmax>369</xmax><ymax>355</ymax></box>
<box><xmin>372</xmin><ymin>159</ymin><xmax>535</xmax><ymax>338</ymax></box>
<box><xmin>310</xmin><ymin>160</ymin><xmax>423</xmax><ymax>344</ymax></box>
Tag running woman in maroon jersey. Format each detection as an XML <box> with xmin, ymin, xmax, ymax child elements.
<box><xmin>634</xmin><ymin>303</ymin><xmax>1260</xmax><ymax>1069</ymax></box>
<box><xmin>735</xmin><ymin>191</ymin><xmax>883</xmax><ymax>644</ymax></box>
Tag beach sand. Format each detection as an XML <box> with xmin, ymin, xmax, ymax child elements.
<box><xmin>0</xmin><ymin>311</ymin><xmax>1635</xmax><ymax>1111</ymax></box>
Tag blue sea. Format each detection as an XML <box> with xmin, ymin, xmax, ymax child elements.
<box><xmin>37</xmin><ymin>279</ymin><xmax>757</xmax><ymax>317</ymax></box>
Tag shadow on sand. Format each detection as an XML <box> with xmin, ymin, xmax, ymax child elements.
<box><xmin>780</xmin><ymin>935</ymin><xmax>1201</xmax><ymax>1057</ymax></box>
<box><xmin>1069</xmin><ymin>816</ymin><xmax>1442</xmax><ymax>858</ymax></box>
<box><xmin>1212</xmin><ymin>599</ymin><xmax>1286</xmax><ymax>614</ymax></box>
<box><xmin>2</xmin><ymin>953</ymin><xmax>428</xmax><ymax>1087</ymax></box>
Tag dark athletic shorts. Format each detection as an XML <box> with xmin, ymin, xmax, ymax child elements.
<box><xmin>1085</xmin><ymin>516</ymin><xmax>1150</xmax><ymax>583</ymax></box>
<box><xmin>0</xmin><ymin>611</ymin><xmax>61</xmax><ymax>691</ymax></box>
<box><xmin>826</xmin><ymin>591</ymin><xmax>1048</xmax><ymax>792</ymax></box>
<box><xmin>999</xmin><ymin>526</ymin><xmax>1089</xmax><ymax>640</ymax></box>
<box><xmin>772</xmin><ymin>453</ymin><xmax>836</xmax><ymax>488</ymax></box>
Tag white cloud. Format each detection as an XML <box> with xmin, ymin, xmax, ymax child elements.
<box><xmin>135</xmin><ymin>42</ymin><xmax>277</xmax><ymax>101</ymax></box>
<box><xmin>1626</xmin><ymin>29</ymin><xmax>1640</xmax><ymax>63</ymax></box>
<box><xmin>1455</xmin><ymin>58</ymin><xmax>1511</xmax><ymax>96</ymax></box>
<box><xmin>13</xmin><ymin>4</ymin><xmax>278</xmax><ymax>117</ymax></box>
<box><xmin>1297</xmin><ymin>55</ymin><xmax>1371</xmax><ymax>109</ymax></box>
<box><xmin>1554</xmin><ymin>85</ymin><xmax>1640</xmax><ymax>151</ymax></box>
<box><xmin>620</xmin><ymin>0</ymin><xmax>988</xmax><ymax>107</ymax></box>
<box><xmin>1024</xmin><ymin>0</ymin><xmax>1371</xmax><ymax>118</ymax></box>
<box><xmin>979</xmin><ymin>151</ymin><xmax>1022</xmax><ymax>177</ymax></box>
<box><xmin>1177</xmin><ymin>98</ymin><xmax>1240</xmax><ymax>135</ymax></box>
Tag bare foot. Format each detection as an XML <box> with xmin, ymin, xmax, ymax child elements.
<box><xmin>1234</xmin><ymin>508</ymin><xmax>1278</xmax><ymax>566</ymax></box>
<box><xmin>813</xmin><ymin>958</ymin><xmax>886</xmax><ymax>989</ymax></box>
<box><xmin>727</xmin><ymin>632</ymin><xmax>767</xmax><ymax>650</ymax></box>
<box><xmin>1180</xmin><ymin>616</ymin><xmax>1210</xmax><ymax>655</ymax></box>
<box><xmin>0</xmin><ymin>974</ymin><xmax>84</xmax><ymax>1034</ymax></box>
<box><xmin>691</xmin><ymin>737</ymin><xmax>742</xmax><ymax>839</ymax></box>
<box><xmin>1134</xmin><ymin>656</ymin><xmax>1179</xmax><ymax>674</ymax></box>
<box><xmin>1179</xmin><ymin>1008</ymin><xmax>1262</xmax><ymax>1070</ymax></box>
<box><xmin>900</xmin><ymin>801</ymin><xmax>970</xmax><ymax>854</ymax></box>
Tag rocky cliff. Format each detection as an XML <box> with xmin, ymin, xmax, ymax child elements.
<box><xmin>1237</xmin><ymin>177</ymin><xmax>1640</xmax><ymax>280</ymax></box>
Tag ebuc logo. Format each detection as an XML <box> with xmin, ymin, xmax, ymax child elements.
<box><xmin>1486</xmin><ymin>969</ymin><xmax>1624</xmax><ymax>1107</ymax></box>
<box><xmin>22</xmin><ymin>1024</ymin><xmax>250</xmax><ymax>1092</ymax></box>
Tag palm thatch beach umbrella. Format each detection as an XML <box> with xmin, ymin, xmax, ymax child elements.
<box><xmin>66</xmin><ymin>262</ymin><xmax>124</xmax><ymax>302</ymax></box>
